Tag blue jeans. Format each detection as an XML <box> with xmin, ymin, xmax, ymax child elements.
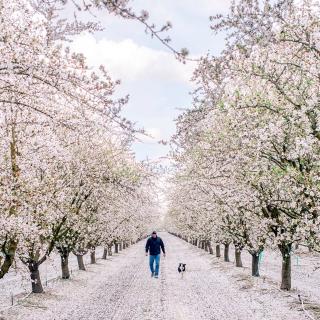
<box><xmin>149</xmin><ymin>254</ymin><xmax>160</xmax><ymax>275</ymax></box>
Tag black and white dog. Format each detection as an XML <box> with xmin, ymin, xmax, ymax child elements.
<box><xmin>178</xmin><ymin>263</ymin><xmax>186</xmax><ymax>278</ymax></box>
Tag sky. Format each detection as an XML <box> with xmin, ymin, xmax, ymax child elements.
<box><xmin>68</xmin><ymin>0</ymin><xmax>232</xmax><ymax>161</ymax></box>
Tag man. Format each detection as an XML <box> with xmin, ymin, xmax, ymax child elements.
<box><xmin>145</xmin><ymin>231</ymin><xmax>165</xmax><ymax>278</ymax></box>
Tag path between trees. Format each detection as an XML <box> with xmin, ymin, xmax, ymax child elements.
<box><xmin>1</xmin><ymin>233</ymin><xmax>310</xmax><ymax>320</ymax></box>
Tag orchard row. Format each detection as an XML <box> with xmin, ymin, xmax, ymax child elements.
<box><xmin>0</xmin><ymin>0</ymin><xmax>159</xmax><ymax>293</ymax></box>
<box><xmin>167</xmin><ymin>0</ymin><xmax>320</xmax><ymax>291</ymax></box>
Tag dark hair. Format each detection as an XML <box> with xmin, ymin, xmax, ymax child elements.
<box><xmin>152</xmin><ymin>231</ymin><xmax>157</xmax><ymax>234</ymax></box>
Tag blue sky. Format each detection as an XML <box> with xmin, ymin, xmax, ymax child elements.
<box><xmin>69</xmin><ymin>0</ymin><xmax>231</xmax><ymax>161</ymax></box>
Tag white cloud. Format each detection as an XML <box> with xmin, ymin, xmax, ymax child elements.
<box><xmin>70</xmin><ymin>33</ymin><xmax>196</xmax><ymax>84</ymax></box>
<box><xmin>136</xmin><ymin>128</ymin><xmax>163</xmax><ymax>144</ymax></box>
<box><xmin>130</xmin><ymin>0</ymin><xmax>232</xmax><ymax>20</ymax></box>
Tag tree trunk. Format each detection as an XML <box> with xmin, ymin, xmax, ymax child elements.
<box><xmin>102</xmin><ymin>248</ymin><xmax>108</xmax><ymax>259</ymax></box>
<box><xmin>201</xmin><ymin>241</ymin><xmax>205</xmax><ymax>250</ymax></box>
<box><xmin>235</xmin><ymin>248</ymin><xmax>243</xmax><ymax>267</ymax></box>
<box><xmin>216</xmin><ymin>244</ymin><xmax>221</xmax><ymax>258</ymax></box>
<box><xmin>76</xmin><ymin>255</ymin><xmax>86</xmax><ymax>271</ymax></box>
<box><xmin>208</xmin><ymin>241</ymin><xmax>214</xmax><ymax>254</ymax></box>
<box><xmin>194</xmin><ymin>239</ymin><xmax>198</xmax><ymax>247</ymax></box>
<box><xmin>0</xmin><ymin>239</ymin><xmax>17</xmax><ymax>279</ymax></box>
<box><xmin>279</xmin><ymin>243</ymin><xmax>292</xmax><ymax>290</ymax></box>
<box><xmin>108</xmin><ymin>245</ymin><xmax>113</xmax><ymax>256</ymax></box>
<box><xmin>251</xmin><ymin>253</ymin><xmax>260</xmax><ymax>277</ymax></box>
<box><xmin>115</xmin><ymin>243</ymin><xmax>119</xmax><ymax>254</ymax></box>
<box><xmin>29</xmin><ymin>262</ymin><xmax>44</xmax><ymax>293</ymax></box>
<box><xmin>224</xmin><ymin>243</ymin><xmax>230</xmax><ymax>262</ymax></box>
<box><xmin>61</xmin><ymin>252</ymin><xmax>70</xmax><ymax>279</ymax></box>
<box><xmin>90</xmin><ymin>250</ymin><xmax>96</xmax><ymax>264</ymax></box>
<box><xmin>1</xmin><ymin>128</ymin><xmax>19</xmax><ymax>279</ymax></box>
<box><xmin>204</xmin><ymin>241</ymin><xmax>209</xmax><ymax>252</ymax></box>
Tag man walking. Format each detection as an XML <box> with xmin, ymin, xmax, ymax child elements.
<box><xmin>145</xmin><ymin>231</ymin><xmax>165</xmax><ymax>278</ymax></box>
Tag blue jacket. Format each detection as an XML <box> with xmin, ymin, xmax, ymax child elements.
<box><xmin>145</xmin><ymin>236</ymin><xmax>165</xmax><ymax>255</ymax></box>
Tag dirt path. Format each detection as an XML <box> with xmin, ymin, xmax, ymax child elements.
<box><xmin>1</xmin><ymin>233</ymin><xmax>309</xmax><ymax>320</ymax></box>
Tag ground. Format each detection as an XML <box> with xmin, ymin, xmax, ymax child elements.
<box><xmin>0</xmin><ymin>233</ymin><xmax>318</xmax><ymax>320</ymax></box>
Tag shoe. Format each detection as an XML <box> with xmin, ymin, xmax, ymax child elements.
<box><xmin>154</xmin><ymin>274</ymin><xmax>159</xmax><ymax>278</ymax></box>
<box><xmin>151</xmin><ymin>272</ymin><xmax>154</xmax><ymax>277</ymax></box>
